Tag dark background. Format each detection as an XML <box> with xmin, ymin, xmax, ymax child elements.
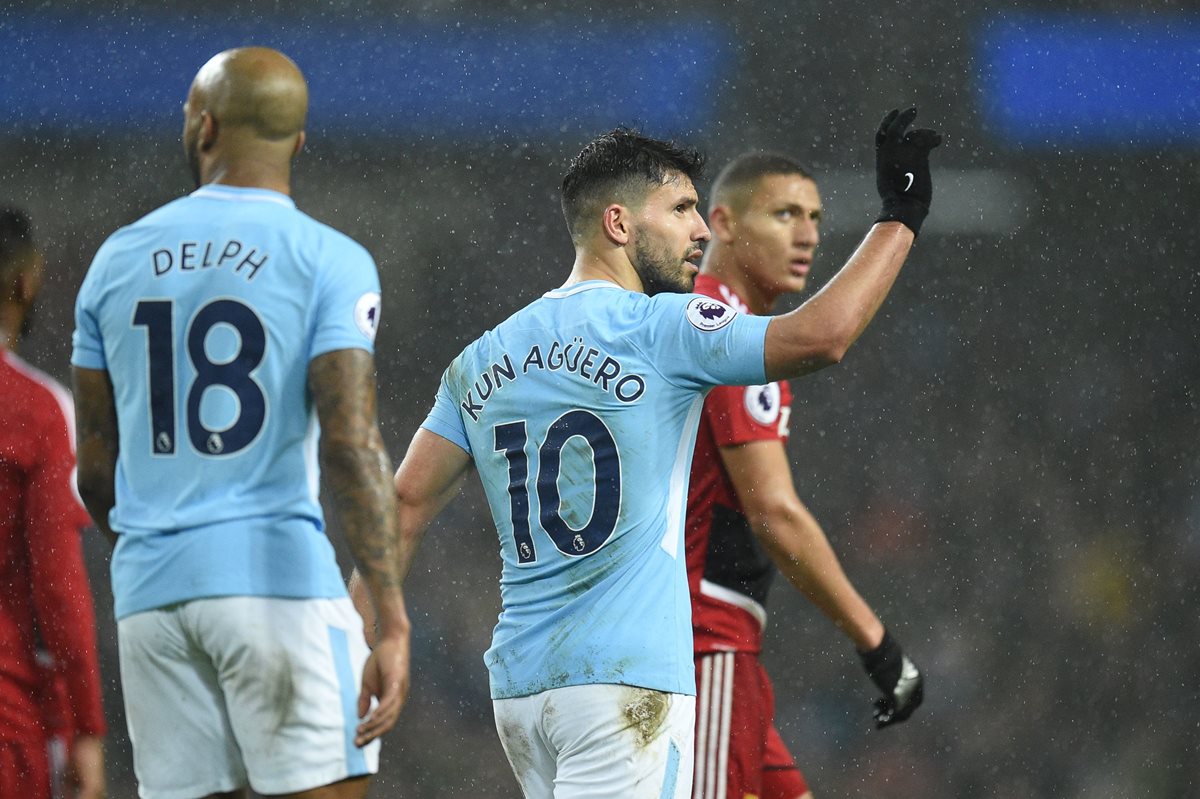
<box><xmin>3</xmin><ymin>1</ymin><xmax>1197</xmax><ymax>796</ymax></box>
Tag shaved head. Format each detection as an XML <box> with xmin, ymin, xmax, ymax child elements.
<box><xmin>183</xmin><ymin>47</ymin><xmax>308</xmax><ymax>188</ymax></box>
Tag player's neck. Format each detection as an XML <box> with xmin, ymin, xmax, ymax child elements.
<box><xmin>200</xmin><ymin>162</ymin><xmax>292</xmax><ymax>196</ymax></box>
<box><xmin>562</xmin><ymin>249</ymin><xmax>644</xmax><ymax>294</ymax></box>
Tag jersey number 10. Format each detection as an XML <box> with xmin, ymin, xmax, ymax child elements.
<box><xmin>494</xmin><ymin>410</ymin><xmax>621</xmax><ymax>564</ymax></box>
<box><xmin>133</xmin><ymin>298</ymin><xmax>267</xmax><ymax>457</ymax></box>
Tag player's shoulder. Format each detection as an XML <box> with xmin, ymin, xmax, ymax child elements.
<box><xmin>93</xmin><ymin>195</ymin><xmax>190</xmax><ymax>253</ymax></box>
<box><xmin>638</xmin><ymin>291</ymin><xmax>742</xmax><ymax>335</ymax></box>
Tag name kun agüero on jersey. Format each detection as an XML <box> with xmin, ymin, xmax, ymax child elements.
<box><xmin>457</xmin><ymin>336</ymin><xmax>648</xmax><ymax>423</ymax></box>
<box><xmin>150</xmin><ymin>239</ymin><xmax>269</xmax><ymax>281</ymax></box>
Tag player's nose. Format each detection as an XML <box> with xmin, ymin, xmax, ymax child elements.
<box><xmin>692</xmin><ymin>211</ymin><xmax>711</xmax><ymax>242</ymax></box>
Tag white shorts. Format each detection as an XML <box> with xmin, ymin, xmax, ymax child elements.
<box><xmin>494</xmin><ymin>684</ymin><xmax>695</xmax><ymax>799</ymax></box>
<box><xmin>117</xmin><ymin>596</ymin><xmax>379</xmax><ymax>799</ymax></box>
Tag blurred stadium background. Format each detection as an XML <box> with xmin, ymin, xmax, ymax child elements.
<box><xmin>3</xmin><ymin>0</ymin><xmax>1197</xmax><ymax>795</ymax></box>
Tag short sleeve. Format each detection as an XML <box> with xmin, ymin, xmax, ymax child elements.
<box><xmin>310</xmin><ymin>238</ymin><xmax>382</xmax><ymax>360</ymax></box>
<box><xmin>420</xmin><ymin>378</ymin><xmax>471</xmax><ymax>455</ymax></box>
<box><xmin>705</xmin><ymin>382</ymin><xmax>789</xmax><ymax>447</ymax></box>
<box><xmin>71</xmin><ymin>251</ymin><xmax>108</xmax><ymax>370</ymax></box>
<box><xmin>637</xmin><ymin>293</ymin><xmax>771</xmax><ymax>391</ymax></box>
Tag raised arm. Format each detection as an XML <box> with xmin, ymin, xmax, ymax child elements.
<box><xmin>719</xmin><ymin>438</ymin><xmax>924</xmax><ymax>728</ymax></box>
<box><xmin>764</xmin><ymin>108</ymin><xmax>941</xmax><ymax>381</ymax></box>
<box><xmin>308</xmin><ymin>347</ymin><xmax>408</xmax><ymax>745</ymax></box>
<box><xmin>73</xmin><ymin>366</ymin><xmax>119</xmax><ymax>547</ymax></box>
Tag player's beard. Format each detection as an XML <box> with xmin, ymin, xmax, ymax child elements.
<box><xmin>631</xmin><ymin>230</ymin><xmax>696</xmax><ymax>296</ymax></box>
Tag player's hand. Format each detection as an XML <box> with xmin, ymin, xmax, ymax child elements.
<box><xmin>355</xmin><ymin>632</ymin><xmax>410</xmax><ymax>746</ymax></box>
<box><xmin>874</xmin><ymin>107</ymin><xmax>942</xmax><ymax>236</ymax></box>
<box><xmin>67</xmin><ymin>734</ymin><xmax>106</xmax><ymax>799</ymax></box>
<box><xmin>858</xmin><ymin>628</ymin><xmax>924</xmax><ymax>729</ymax></box>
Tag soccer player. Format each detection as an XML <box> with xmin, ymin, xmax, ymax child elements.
<box><xmin>71</xmin><ymin>48</ymin><xmax>409</xmax><ymax>799</ymax></box>
<box><xmin>354</xmin><ymin>108</ymin><xmax>939</xmax><ymax>798</ymax></box>
<box><xmin>0</xmin><ymin>207</ymin><xmax>107</xmax><ymax>799</ymax></box>
<box><xmin>687</xmin><ymin>154</ymin><xmax>925</xmax><ymax>799</ymax></box>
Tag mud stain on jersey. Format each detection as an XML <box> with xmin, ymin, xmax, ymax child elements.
<box><xmin>620</xmin><ymin>687</ymin><xmax>669</xmax><ymax>748</ymax></box>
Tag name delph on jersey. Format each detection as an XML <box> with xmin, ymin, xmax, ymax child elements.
<box><xmin>150</xmin><ymin>238</ymin><xmax>269</xmax><ymax>280</ymax></box>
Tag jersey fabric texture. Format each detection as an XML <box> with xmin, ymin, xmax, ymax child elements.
<box><xmin>421</xmin><ymin>280</ymin><xmax>771</xmax><ymax>700</ymax></box>
<box><xmin>0</xmin><ymin>349</ymin><xmax>106</xmax><ymax>753</ymax></box>
<box><xmin>687</xmin><ymin>275</ymin><xmax>793</xmax><ymax>655</ymax></box>
<box><xmin>71</xmin><ymin>185</ymin><xmax>380</xmax><ymax>619</ymax></box>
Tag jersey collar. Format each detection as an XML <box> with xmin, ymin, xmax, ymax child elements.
<box><xmin>542</xmin><ymin>280</ymin><xmax>626</xmax><ymax>299</ymax></box>
<box><xmin>191</xmin><ymin>185</ymin><xmax>296</xmax><ymax>209</ymax></box>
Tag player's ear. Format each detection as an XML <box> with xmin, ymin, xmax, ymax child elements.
<box><xmin>292</xmin><ymin>130</ymin><xmax>306</xmax><ymax>158</ymax></box>
<box><xmin>198</xmin><ymin>110</ymin><xmax>218</xmax><ymax>152</ymax></box>
<box><xmin>709</xmin><ymin>205</ymin><xmax>737</xmax><ymax>245</ymax></box>
<box><xmin>601</xmin><ymin>203</ymin><xmax>631</xmax><ymax>246</ymax></box>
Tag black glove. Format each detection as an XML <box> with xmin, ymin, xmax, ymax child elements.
<box><xmin>874</xmin><ymin>107</ymin><xmax>942</xmax><ymax>236</ymax></box>
<box><xmin>858</xmin><ymin>628</ymin><xmax>924</xmax><ymax>729</ymax></box>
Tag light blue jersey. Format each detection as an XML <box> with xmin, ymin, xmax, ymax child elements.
<box><xmin>72</xmin><ymin>185</ymin><xmax>382</xmax><ymax>619</ymax></box>
<box><xmin>422</xmin><ymin>280</ymin><xmax>771</xmax><ymax>699</ymax></box>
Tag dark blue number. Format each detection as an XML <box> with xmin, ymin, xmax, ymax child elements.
<box><xmin>494</xmin><ymin>410</ymin><xmax>621</xmax><ymax>562</ymax></box>
<box><xmin>494</xmin><ymin>421</ymin><xmax>537</xmax><ymax>564</ymax></box>
<box><xmin>134</xmin><ymin>298</ymin><xmax>267</xmax><ymax>457</ymax></box>
<box><xmin>133</xmin><ymin>300</ymin><xmax>176</xmax><ymax>454</ymax></box>
<box><xmin>186</xmin><ymin>300</ymin><xmax>267</xmax><ymax>455</ymax></box>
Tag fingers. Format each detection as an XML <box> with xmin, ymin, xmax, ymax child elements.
<box><xmin>355</xmin><ymin>675</ymin><xmax>403</xmax><ymax>746</ymax></box>
<box><xmin>887</xmin><ymin>106</ymin><xmax>919</xmax><ymax>140</ymax></box>
<box><xmin>354</xmin><ymin>644</ymin><xmax>410</xmax><ymax>747</ymax></box>
<box><xmin>877</xmin><ymin>108</ymin><xmax>901</xmax><ymax>140</ymax></box>
<box><xmin>905</xmin><ymin>128</ymin><xmax>943</xmax><ymax>150</ymax></box>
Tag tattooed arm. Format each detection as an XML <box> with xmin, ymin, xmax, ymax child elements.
<box><xmin>73</xmin><ymin>367</ymin><xmax>119</xmax><ymax>548</ymax></box>
<box><xmin>309</xmin><ymin>348</ymin><xmax>409</xmax><ymax>745</ymax></box>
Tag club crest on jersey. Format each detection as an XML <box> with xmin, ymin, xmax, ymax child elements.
<box><xmin>686</xmin><ymin>297</ymin><xmax>737</xmax><ymax>332</ymax></box>
<box><xmin>355</xmin><ymin>292</ymin><xmax>381</xmax><ymax>342</ymax></box>
<box><xmin>744</xmin><ymin>383</ymin><xmax>781</xmax><ymax>426</ymax></box>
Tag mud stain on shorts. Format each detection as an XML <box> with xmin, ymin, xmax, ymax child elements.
<box><xmin>499</xmin><ymin>718</ymin><xmax>535</xmax><ymax>781</ymax></box>
<box><xmin>620</xmin><ymin>687</ymin><xmax>669</xmax><ymax>748</ymax></box>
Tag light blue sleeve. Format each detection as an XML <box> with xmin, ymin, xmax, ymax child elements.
<box><xmin>71</xmin><ymin>246</ymin><xmax>108</xmax><ymax>370</ymax></box>
<box><xmin>310</xmin><ymin>236</ymin><xmax>381</xmax><ymax>360</ymax></box>
<box><xmin>419</xmin><ymin>378</ymin><xmax>472</xmax><ymax>455</ymax></box>
<box><xmin>636</xmin><ymin>293</ymin><xmax>771</xmax><ymax>390</ymax></box>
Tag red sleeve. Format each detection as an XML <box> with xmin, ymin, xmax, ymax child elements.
<box><xmin>23</xmin><ymin>402</ymin><xmax>106</xmax><ymax>738</ymax></box>
<box><xmin>705</xmin><ymin>381</ymin><xmax>791</xmax><ymax>447</ymax></box>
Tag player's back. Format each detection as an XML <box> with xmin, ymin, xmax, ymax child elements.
<box><xmin>424</xmin><ymin>280</ymin><xmax>771</xmax><ymax>699</ymax></box>
<box><xmin>72</xmin><ymin>185</ymin><xmax>380</xmax><ymax>617</ymax></box>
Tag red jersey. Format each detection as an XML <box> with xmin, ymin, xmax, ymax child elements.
<box><xmin>686</xmin><ymin>276</ymin><xmax>793</xmax><ymax>655</ymax></box>
<box><xmin>0</xmin><ymin>348</ymin><xmax>105</xmax><ymax>741</ymax></box>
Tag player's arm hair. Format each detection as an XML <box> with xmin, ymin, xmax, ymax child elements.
<box><xmin>72</xmin><ymin>367</ymin><xmax>119</xmax><ymax>547</ymax></box>
<box><xmin>763</xmin><ymin>222</ymin><xmax>913</xmax><ymax>381</ymax></box>
<box><xmin>718</xmin><ymin>438</ymin><xmax>885</xmax><ymax>651</ymax></box>
<box><xmin>309</xmin><ymin>348</ymin><xmax>408</xmax><ymax>638</ymax></box>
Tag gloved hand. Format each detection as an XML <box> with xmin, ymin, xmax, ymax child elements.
<box><xmin>874</xmin><ymin>107</ymin><xmax>942</xmax><ymax>236</ymax></box>
<box><xmin>858</xmin><ymin>628</ymin><xmax>924</xmax><ymax>729</ymax></box>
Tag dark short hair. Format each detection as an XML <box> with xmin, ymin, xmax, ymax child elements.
<box><xmin>709</xmin><ymin>152</ymin><xmax>814</xmax><ymax>213</ymax></box>
<box><xmin>561</xmin><ymin>128</ymin><xmax>706</xmax><ymax>239</ymax></box>
<box><xmin>0</xmin><ymin>206</ymin><xmax>34</xmax><ymax>272</ymax></box>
